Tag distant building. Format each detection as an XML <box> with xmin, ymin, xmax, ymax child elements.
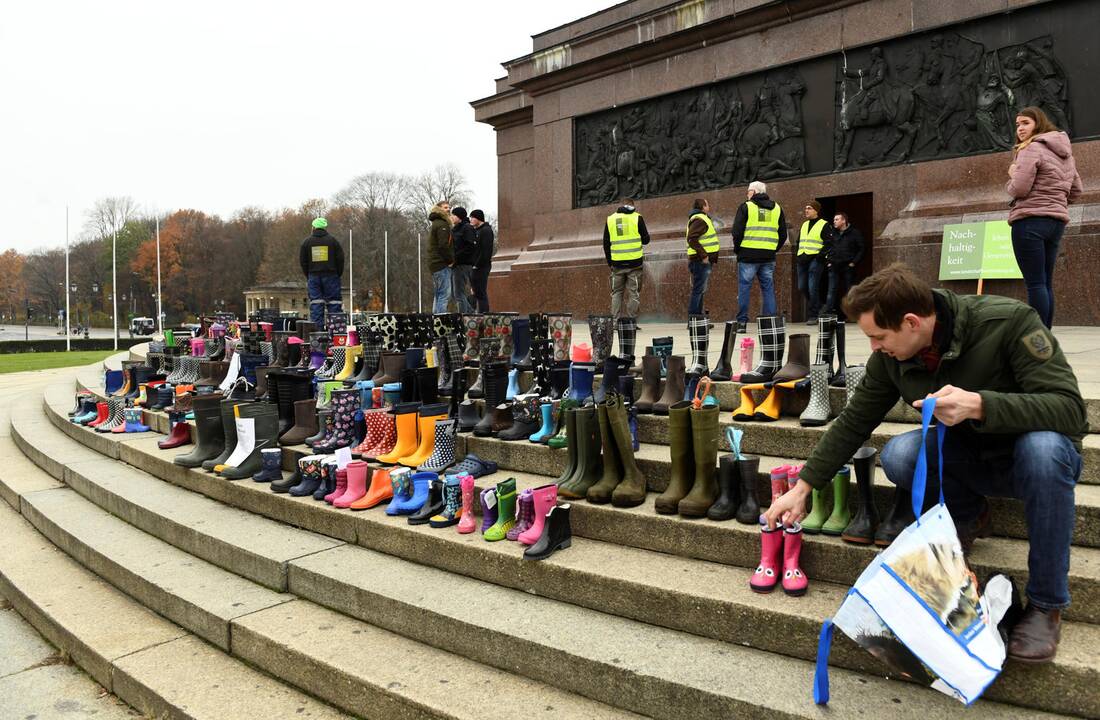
<box><xmin>243</xmin><ymin>281</ymin><xmax>350</xmax><ymax>317</ymax></box>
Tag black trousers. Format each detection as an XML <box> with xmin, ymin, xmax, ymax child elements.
<box><xmin>471</xmin><ymin>266</ymin><xmax>491</xmax><ymax>313</ymax></box>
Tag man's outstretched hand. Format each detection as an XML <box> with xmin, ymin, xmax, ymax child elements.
<box><xmin>762</xmin><ymin>480</ymin><xmax>812</xmax><ymax>530</ymax></box>
<box><xmin>912</xmin><ymin>385</ymin><xmax>984</xmax><ymax>426</ymax></box>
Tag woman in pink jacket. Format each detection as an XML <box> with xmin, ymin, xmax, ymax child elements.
<box><xmin>1006</xmin><ymin>106</ymin><xmax>1083</xmax><ymax>329</ymax></box>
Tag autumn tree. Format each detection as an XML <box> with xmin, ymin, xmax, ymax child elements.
<box><xmin>0</xmin><ymin>249</ymin><xmax>26</xmax><ymax>322</ymax></box>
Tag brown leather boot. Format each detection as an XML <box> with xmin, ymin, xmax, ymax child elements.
<box><xmin>1008</xmin><ymin>605</ymin><xmax>1061</xmax><ymax>664</ymax></box>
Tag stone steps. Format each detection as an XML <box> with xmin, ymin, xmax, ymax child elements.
<box><xmin>2</xmin><ymin>412</ymin><xmax>641</xmax><ymax>719</ymax></box>
<box><xmin>41</xmin><ymin>373</ymin><xmax>1100</xmax><ymax>717</ymax></box>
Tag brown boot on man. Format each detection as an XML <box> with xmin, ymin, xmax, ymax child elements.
<box><xmin>1008</xmin><ymin>605</ymin><xmax>1061</xmax><ymax>664</ymax></box>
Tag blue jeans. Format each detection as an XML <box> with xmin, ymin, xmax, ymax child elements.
<box><xmin>1011</xmin><ymin>216</ymin><xmax>1066</xmax><ymax>329</ymax></box>
<box><xmin>880</xmin><ymin>428</ymin><xmax>1081</xmax><ymax>609</ymax></box>
<box><xmin>796</xmin><ymin>255</ymin><xmax>824</xmax><ymax>319</ymax></box>
<box><xmin>823</xmin><ymin>264</ymin><xmax>854</xmax><ymax>318</ymax></box>
<box><xmin>307</xmin><ymin>273</ymin><xmax>342</xmax><ymax>326</ymax></box>
<box><xmin>688</xmin><ymin>261</ymin><xmax>712</xmax><ymax>315</ymax></box>
<box><xmin>432</xmin><ymin>267</ymin><xmax>452</xmax><ymax>313</ymax></box>
<box><xmin>736</xmin><ymin>261</ymin><xmax>776</xmax><ymax>323</ymax></box>
<box><xmin>452</xmin><ymin>265</ymin><xmax>475</xmax><ymax>313</ymax></box>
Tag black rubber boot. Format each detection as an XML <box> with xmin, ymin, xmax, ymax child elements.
<box><xmin>202</xmin><ymin>399</ymin><xmax>240</xmax><ymax>472</ymax></box>
<box><xmin>407</xmin><ymin>478</ymin><xmax>445</xmax><ymax>525</ymax></box>
<box><xmin>707</xmin><ymin>455</ymin><xmax>739</xmax><ymax>520</ymax></box>
<box><xmin>874</xmin><ymin>485</ymin><xmax>916</xmax><ymax>547</ymax></box>
<box><xmin>842</xmin><ymin>446</ymin><xmax>879</xmax><ymax>544</ymax></box>
<box><xmin>735</xmin><ymin>455</ymin><xmax>761</xmax><ymax>524</ymax></box>
<box><xmin>175</xmin><ymin>394</ymin><xmax>225</xmax><ymax>468</ymax></box>
<box><xmin>830</xmin><ymin>321</ymin><xmax>848</xmax><ymax>387</ymax></box>
<box><xmin>473</xmin><ymin>362</ymin><xmax>508</xmax><ymax>437</ymax></box>
<box><xmin>220</xmin><ymin>403</ymin><xmax>281</xmax><ymax>480</ymax></box>
<box><xmin>709</xmin><ymin>321</ymin><xmax>737</xmax><ymax>381</ymax></box>
<box><xmin>523</xmin><ymin>504</ymin><xmax>573</xmax><ymax>561</ymax></box>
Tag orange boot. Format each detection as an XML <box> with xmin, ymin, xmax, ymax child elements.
<box><xmin>732</xmin><ymin>384</ymin><xmax>766</xmax><ymax>421</ymax></box>
<box><xmin>375</xmin><ymin>403</ymin><xmax>420</xmax><ymax>464</ymax></box>
<box><xmin>350</xmin><ymin>467</ymin><xmax>395</xmax><ymax>510</ymax></box>
<box><xmin>398</xmin><ymin>403</ymin><xmax>449</xmax><ymax>467</ymax></box>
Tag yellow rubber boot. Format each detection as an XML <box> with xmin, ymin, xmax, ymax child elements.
<box><xmin>399</xmin><ymin>407</ymin><xmax>448</xmax><ymax>467</ymax></box>
<box><xmin>335</xmin><ymin>345</ymin><xmax>362</xmax><ymax>381</ymax></box>
<box><xmin>732</xmin><ymin>383</ymin><xmax>766</xmax><ymax>421</ymax></box>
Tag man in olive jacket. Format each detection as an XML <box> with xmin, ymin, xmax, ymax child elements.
<box><xmin>427</xmin><ymin>201</ymin><xmax>455</xmax><ymax>313</ymax></box>
<box><xmin>766</xmin><ymin>263</ymin><xmax>1087</xmax><ymax>665</ymax></box>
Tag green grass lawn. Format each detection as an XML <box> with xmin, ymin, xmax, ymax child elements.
<box><xmin>0</xmin><ymin>350</ymin><xmax>117</xmax><ymax>374</ymax></box>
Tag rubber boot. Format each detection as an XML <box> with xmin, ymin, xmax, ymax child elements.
<box><xmin>123</xmin><ymin>408</ymin><xmax>151</xmax><ymax>433</ymax></box>
<box><xmin>456</xmin><ymin>400</ymin><xmax>481</xmax><ymax>433</ymax></box>
<box><xmin>552</xmin><ymin>405</ymin><xmax>580</xmax><ymax>485</ymax></box>
<box><xmin>801</xmin><ymin>485</ymin><xmax>830</xmax><ymax>534</ymax></box>
<box><xmin>874</xmin><ymin>485</ymin><xmax>916</xmax><ymax>547</ymax></box>
<box><xmin>771</xmin><ymin>333</ymin><xmax>811</xmax><ymax>383</ymax></box>
<box><xmin>814</xmin><ymin>315</ymin><xmax>836</xmax><ymax>376</ymax></box>
<box><xmin>845</xmin><ymin>364</ymin><xmax>866</xmax><ymax>404</ymax></box>
<box><xmin>479</xmin><ymin>487</ymin><xmax>498</xmax><ymax>533</ymax></box>
<box><xmin>841</xmin><ymin>447</ymin><xmax>878</xmax><ymax>544</ymax></box>
<box><xmin>416</xmin><ymin>418</ymin><xmax>458</xmax><ymax>473</ymax></box>
<box><xmin>750</xmin><ymin>526</ymin><xmax>784</xmax><ymax>593</ymax></box>
<box><xmin>312</xmin><ymin>388</ymin><xmax>363</xmax><ymax>454</ymax></box>
<box><xmin>496</xmin><ymin>395</ymin><xmax>540</xmax><ymax>441</ymax></box>
<box><xmin>429</xmin><ymin>475</ymin><xmax>464</xmax><ymax>528</ymax></box>
<box><xmin>252</xmin><ymin>448</ymin><xmax>283</xmax><ymax>483</ymax></box>
<box><xmin>202</xmin><ymin>400</ymin><xmax>239</xmax><ymax>471</ymax></box>
<box><xmin>686</xmin><ymin>314</ymin><xmax>709</xmax><ymax>375</ymax></box>
<box><xmin>821</xmin><ymin>468</ymin><xmax>851</xmax><ymax>535</ymax></box>
<box><xmin>280</xmin><ymin>399</ymin><xmax>319</xmax><ymax>446</ymax></box>
<box><xmin>651</xmin><ymin>355</ymin><xmax>686</xmax><ymax>416</ymax></box>
<box><xmin>522</xmin><ymin>503</ymin><xmax>572</xmax><ymax>561</ymax></box>
<box><xmin>399</xmin><ymin>403</ymin><xmax>450</xmax><ymax>467</ymax></box>
<box><xmin>95</xmin><ymin>398</ymin><xmax>125</xmax><ymax>433</ymax></box>
<box><xmin>483</xmin><ymin>477</ymin><xmax>517</xmax><ymax>541</ymax></box>
<box><xmin>289</xmin><ymin>456</ymin><xmax>324</xmax><ymax>497</ymax></box>
<box><xmin>731</xmin><ymin>384</ymin><xmax>759</xmax><ymax>421</ymax></box>
<box><xmin>709</xmin><ymin>321</ymin><xmax>737</xmax><ymax>381</ymax></box>
<box><xmin>359</xmin><ymin>409</ymin><xmax>398</xmax><ymax>460</ymax></box>
<box><xmin>509</xmin><ymin>317</ymin><xmax>531</xmax><ymax>368</ymax></box>
<box><xmin>567</xmin><ymin>362</ymin><xmax>596</xmax><ymax>403</ymax></box>
<box><xmin>333</xmin><ymin>460</ymin><xmax>370</xmax><ymax>508</ymax></box>
<box><xmin>799</xmin><ymin>363</ymin><xmax>831</xmax><ymax>427</ymax></box>
<box><xmin>507</xmin><ymin>488</ymin><xmax>535</xmax><ymax>541</ymax></box>
<box><xmin>608</xmin><ymin>394</ymin><xmax>647</xmax><ymax>508</ymax></box>
<box><xmin>323</xmin><ymin>466</ymin><xmax>347</xmax><ymax>504</ymax></box>
<box><xmin>587</xmin><ymin>314</ymin><xmax>614</xmax><ymax>366</ymax></box>
<box><xmin>516</xmin><ymin>483</ymin><xmax>557</xmax><ymax>545</ymax></box>
<box><xmin>830</xmin><ymin>321</ymin><xmax>847</xmax><ymax>387</ymax></box>
<box><xmin>376</xmin><ymin>403</ymin><xmax>421</xmax><ymax>464</ymax></box>
<box><xmin>528</xmin><ymin>402</ymin><xmax>554</xmax><ymax>443</ymax></box>
<box><xmin>220</xmin><ymin>403</ymin><xmax>280</xmax><ymax>480</ymax></box>
<box><xmin>473</xmin><ymin>362</ymin><xmax>509</xmax><ymax>437</ymax></box>
<box><xmin>560</xmin><ymin>406</ymin><xmax>603</xmax><ymax>500</ymax></box>
<box><xmin>350</xmin><ymin>467</ymin><xmax>395</xmax><ymax>510</ymax></box>
<box><xmin>159</xmin><ymin>416</ymin><xmax>193</xmax><ymax>450</ymax></box>
<box><xmin>739</xmin><ymin>316</ymin><xmax>785</xmax><ymax>383</ymax></box>
<box><xmin>455</xmin><ymin>474</ymin><xmax>477</xmax><ymax>533</ymax></box>
<box><xmin>407</xmin><ymin>476</ymin><xmax>445</xmax><ymax>525</ymax></box>
<box><xmin>678</xmin><ymin>404</ymin><xmax>719</xmax><ymax>516</ymax></box>
<box><xmin>270</xmin><ymin>457</ymin><xmax>304</xmax><ymax>494</ymax></box>
<box><xmin>579</xmin><ymin>403</ymin><xmax>620</xmax><ymax>503</ymax></box>
<box><xmin>782</xmin><ymin>527</ymin><xmax>808</xmax><ymax>596</ymax></box>
<box><xmin>633</xmin><ymin>355</ymin><xmax>662</xmax><ymax>414</ymax></box>
<box><xmin>752</xmin><ymin>385</ymin><xmax>783</xmax><ymax>422</ymax></box>
<box><xmin>384</xmin><ymin>468</ymin><xmax>415</xmax><ymax>515</ymax></box>
<box><xmin>615</xmin><ymin>317</ymin><xmax>637</xmax><ymax>360</ymax></box>
<box><xmin>654</xmin><ymin>401</ymin><xmax>693</xmax><ymax>513</ymax></box>
<box><xmin>708</xmin><ymin>455</ymin><xmax>739</xmax><ymax>520</ymax></box>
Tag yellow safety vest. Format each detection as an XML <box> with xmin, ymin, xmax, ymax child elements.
<box><xmin>686</xmin><ymin>212</ymin><xmax>720</xmax><ymax>256</ymax></box>
<box><xmin>606</xmin><ymin>212</ymin><xmax>644</xmax><ymax>262</ymax></box>
<box><xmin>741</xmin><ymin>200</ymin><xmax>782</xmax><ymax>251</ymax></box>
<box><xmin>797</xmin><ymin>219</ymin><xmax>826</xmax><ymax>256</ymax></box>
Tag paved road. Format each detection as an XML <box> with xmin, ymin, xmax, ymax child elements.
<box><xmin>0</xmin><ymin>325</ymin><xmax>120</xmax><ymax>342</ymax></box>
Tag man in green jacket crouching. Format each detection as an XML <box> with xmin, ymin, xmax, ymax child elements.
<box><xmin>766</xmin><ymin>262</ymin><xmax>1087</xmax><ymax>665</ymax></box>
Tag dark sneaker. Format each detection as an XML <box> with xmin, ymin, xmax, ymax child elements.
<box><xmin>736</xmin><ymin>322</ymin><xmax>748</xmax><ymax>333</ymax></box>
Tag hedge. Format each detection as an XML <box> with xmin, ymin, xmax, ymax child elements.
<box><xmin>0</xmin><ymin>338</ymin><xmax>149</xmax><ymax>355</ymax></box>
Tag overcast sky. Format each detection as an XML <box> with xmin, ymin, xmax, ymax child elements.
<box><xmin>0</xmin><ymin>1</ymin><xmax>617</xmax><ymax>253</ymax></box>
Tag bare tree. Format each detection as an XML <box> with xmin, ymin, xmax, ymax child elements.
<box><xmin>83</xmin><ymin>196</ymin><xmax>139</xmax><ymax>240</ymax></box>
<box><xmin>408</xmin><ymin>163</ymin><xmax>473</xmax><ymax>217</ymax></box>
<box><xmin>334</xmin><ymin>171</ymin><xmax>412</xmax><ymax>215</ymax></box>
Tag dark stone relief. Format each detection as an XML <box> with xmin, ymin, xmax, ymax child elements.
<box><xmin>573</xmin><ymin>3</ymin><xmax>1087</xmax><ymax>208</ymax></box>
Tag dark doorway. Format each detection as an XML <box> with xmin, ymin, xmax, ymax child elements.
<box><xmin>806</xmin><ymin>192</ymin><xmax>873</xmax><ymax>320</ymax></box>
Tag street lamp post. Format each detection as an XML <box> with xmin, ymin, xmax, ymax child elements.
<box><xmin>65</xmin><ymin>206</ymin><xmax>71</xmax><ymax>351</ymax></box>
<box><xmin>112</xmin><ymin>230</ymin><xmax>118</xmax><ymax>350</ymax></box>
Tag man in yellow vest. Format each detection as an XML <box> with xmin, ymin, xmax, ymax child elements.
<box><xmin>730</xmin><ymin>180</ymin><xmax>788</xmax><ymax>333</ymax></box>
<box><xmin>687</xmin><ymin>198</ymin><xmax>720</xmax><ymax>316</ymax></box>
<box><xmin>795</xmin><ymin>200</ymin><xmax>834</xmax><ymax>324</ymax></box>
<box><xmin>603</xmin><ymin>199</ymin><xmax>650</xmax><ymax>319</ymax></box>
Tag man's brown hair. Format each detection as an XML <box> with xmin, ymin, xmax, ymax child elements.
<box><xmin>842</xmin><ymin>262</ymin><xmax>935</xmax><ymax>330</ymax></box>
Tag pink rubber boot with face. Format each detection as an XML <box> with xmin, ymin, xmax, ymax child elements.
<box><xmin>750</xmin><ymin>526</ymin><xmax>784</xmax><ymax>593</ymax></box>
<box><xmin>782</xmin><ymin>526</ymin><xmax>808</xmax><ymax>596</ymax></box>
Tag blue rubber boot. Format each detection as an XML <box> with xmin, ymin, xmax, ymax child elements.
<box><xmin>289</xmin><ymin>456</ymin><xmax>324</xmax><ymax>497</ymax></box>
<box><xmin>567</xmin><ymin>363</ymin><xmax>595</xmax><ymax>403</ymax></box>
<box><xmin>389</xmin><ymin>471</ymin><xmax>435</xmax><ymax>514</ymax></box>
<box><xmin>506</xmin><ymin>369</ymin><xmax>520</xmax><ymax>401</ymax></box>
<box><xmin>355</xmin><ymin>380</ymin><xmax>374</xmax><ymax>410</ymax></box>
<box><xmin>528</xmin><ymin>402</ymin><xmax>554</xmax><ymax>443</ymax></box>
<box><xmin>384</xmin><ymin>467</ymin><xmax>415</xmax><ymax>515</ymax></box>
<box><xmin>104</xmin><ymin>370</ymin><xmax>124</xmax><ymax>395</ymax></box>
<box><xmin>252</xmin><ymin>448</ymin><xmax>283</xmax><ymax>483</ymax></box>
<box><xmin>382</xmin><ymin>382</ymin><xmax>402</xmax><ymax>408</ymax></box>
<box><xmin>124</xmin><ymin>409</ymin><xmax>150</xmax><ymax>433</ymax></box>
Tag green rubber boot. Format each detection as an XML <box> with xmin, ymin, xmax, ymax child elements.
<box><xmin>802</xmin><ymin>486</ymin><xmax>829</xmax><ymax>534</ymax></box>
<box><xmin>547</xmin><ymin>398</ymin><xmax>578</xmax><ymax>449</ymax></box>
<box><xmin>164</xmin><ymin>329</ymin><xmax>175</xmax><ymax>348</ymax></box>
<box><xmin>821</xmin><ymin>467</ymin><xmax>851</xmax><ymax>536</ymax></box>
<box><xmin>483</xmin><ymin>477</ymin><xmax>517</xmax><ymax>541</ymax></box>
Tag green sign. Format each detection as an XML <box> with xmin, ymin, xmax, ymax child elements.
<box><xmin>938</xmin><ymin>221</ymin><xmax>1022</xmax><ymax>280</ymax></box>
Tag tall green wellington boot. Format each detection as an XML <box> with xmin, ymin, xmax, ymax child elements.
<box><xmin>677</xmin><ymin>404</ymin><xmax>719</xmax><ymax>516</ymax></box>
<box><xmin>553</xmin><ymin>405</ymin><xmax>579</xmax><ymax>486</ymax></box>
<box><xmin>483</xmin><ymin>477</ymin><xmax>517</xmax><ymax>541</ymax></box>
<box><xmin>561</xmin><ymin>406</ymin><xmax>603</xmax><ymax>500</ymax></box>
<box><xmin>579</xmin><ymin>403</ymin><xmax>621</xmax><ymax>503</ymax></box>
<box><xmin>548</xmin><ymin>398</ymin><xmax>578</xmax><ymax>449</ymax></box>
<box><xmin>801</xmin><ymin>486</ymin><xmax>830</xmax><ymax>534</ymax></box>
<box><xmin>609</xmin><ymin>394</ymin><xmax>648</xmax><ymax>508</ymax></box>
<box><xmin>820</xmin><ymin>467</ymin><xmax>851</xmax><ymax>536</ymax></box>
<box><xmin>654</xmin><ymin>401</ymin><xmax>694</xmax><ymax>514</ymax></box>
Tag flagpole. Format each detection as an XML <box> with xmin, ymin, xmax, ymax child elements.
<box><xmin>348</xmin><ymin>228</ymin><xmax>354</xmax><ymax>316</ymax></box>
<box><xmin>156</xmin><ymin>216</ymin><xmax>163</xmax><ymax>335</ymax></box>
<box><xmin>384</xmin><ymin>230</ymin><xmax>389</xmax><ymax>313</ymax></box>
<box><xmin>65</xmin><ymin>206</ymin><xmax>70</xmax><ymax>351</ymax></box>
<box><xmin>112</xmin><ymin>230</ymin><xmax>118</xmax><ymax>350</ymax></box>
<box><xmin>417</xmin><ymin>233</ymin><xmax>422</xmax><ymax>313</ymax></box>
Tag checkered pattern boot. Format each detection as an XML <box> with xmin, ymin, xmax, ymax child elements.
<box><xmin>616</xmin><ymin>317</ymin><xmax>637</xmax><ymax>360</ymax></box>
<box><xmin>815</xmin><ymin>315</ymin><xmax>836</xmax><ymax>376</ymax></box>
<box><xmin>739</xmin><ymin>315</ymin><xmax>785</xmax><ymax>383</ymax></box>
<box><xmin>686</xmin><ymin>314</ymin><xmax>709</xmax><ymax>375</ymax></box>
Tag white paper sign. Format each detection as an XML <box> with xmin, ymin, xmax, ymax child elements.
<box><xmin>335</xmin><ymin>447</ymin><xmax>352</xmax><ymax>469</ymax></box>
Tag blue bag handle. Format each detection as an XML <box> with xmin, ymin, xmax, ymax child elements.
<box><xmin>909</xmin><ymin>398</ymin><xmax>947</xmax><ymax>520</ymax></box>
<box><xmin>812</xmin><ymin>618</ymin><xmax>835</xmax><ymax>704</ymax></box>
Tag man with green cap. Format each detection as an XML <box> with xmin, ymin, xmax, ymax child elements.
<box><xmin>299</xmin><ymin>217</ymin><xmax>345</xmax><ymax>325</ymax></box>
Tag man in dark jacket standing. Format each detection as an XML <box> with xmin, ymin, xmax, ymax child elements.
<box><xmin>603</xmin><ymin>200</ymin><xmax>650</xmax><ymax>319</ymax></box>
<box><xmin>766</xmin><ymin>263</ymin><xmax>1087</xmax><ymax>665</ymax></box>
<box><xmin>450</xmin><ymin>207</ymin><xmax>478</xmax><ymax>314</ymax></box>
<box><xmin>427</xmin><ymin>201</ymin><xmax>455</xmax><ymax>313</ymax></box>
<box><xmin>299</xmin><ymin>217</ymin><xmax>345</xmax><ymax>325</ymax></box>
<box><xmin>469</xmin><ymin>209</ymin><xmax>494</xmax><ymax>313</ymax></box>
<box><xmin>822</xmin><ymin>212</ymin><xmax>865</xmax><ymax>318</ymax></box>
<box><xmin>730</xmin><ymin>181</ymin><xmax>787</xmax><ymax>332</ymax></box>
